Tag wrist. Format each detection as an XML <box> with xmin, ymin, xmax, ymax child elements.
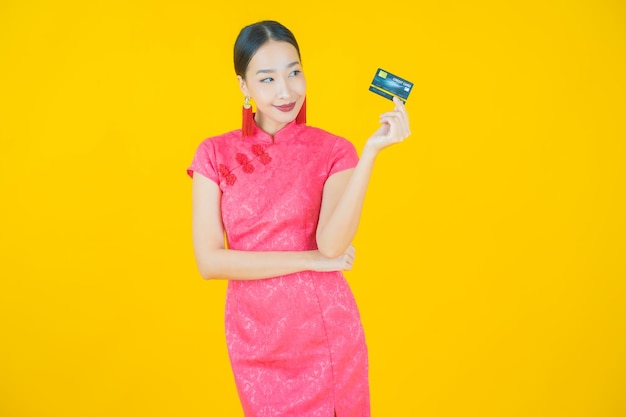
<box><xmin>303</xmin><ymin>250</ymin><xmax>320</xmax><ymax>271</ymax></box>
<box><xmin>360</xmin><ymin>144</ymin><xmax>379</xmax><ymax>164</ymax></box>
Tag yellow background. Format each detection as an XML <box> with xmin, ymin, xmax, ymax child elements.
<box><xmin>1</xmin><ymin>1</ymin><xmax>625</xmax><ymax>416</ymax></box>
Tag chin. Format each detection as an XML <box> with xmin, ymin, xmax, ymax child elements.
<box><xmin>273</xmin><ymin>112</ymin><xmax>297</xmax><ymax>124</ymax></box>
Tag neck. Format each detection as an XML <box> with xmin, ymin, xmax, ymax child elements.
<box><xmin>254</xmin><ymin>113</ymin><xmax>289</xmax><ymax>137</ymax></box>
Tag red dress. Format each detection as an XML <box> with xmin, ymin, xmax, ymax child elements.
<box><xmin>188</xmin><ymin>120</ymin><xmax>370</xmax><ymax>417</ymax></box>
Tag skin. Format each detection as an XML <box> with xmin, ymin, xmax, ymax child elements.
<box><xmin>237</xmin><ymin>40</ymin><xmax>306</xmax><ymax>136</ymax></box>
<box><xmin>192</xmin><ymin>40</ymin><xmax>410</xmax><ymax>280</ymax></box>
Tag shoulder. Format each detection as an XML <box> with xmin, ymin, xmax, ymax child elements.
<box><xmin>189</xmin><ymin>129</ymin><xmax>245</xmax><ymax>170</ymax></box>
<box><xmin>299</xmin><ymin>125</ymin><xmax>359</xmax><ymax>172</ymax></box>
<box><xmin>301</xmin><ymin>125</ymin><xmax>343</xmax><ymax>140</ymax></box>
<box><xmin>196</xmin><ymin>129</ymin><xmax>242</xmax><ymax>149</ymax></box>
<box><xmin>300</xmin><ymin>125</ymin><xmax>354</xmax><ymax>149</ymax></box>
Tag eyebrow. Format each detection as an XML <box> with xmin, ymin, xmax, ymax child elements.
<box><xmin>256</xmin><ymin>61</ymin><xmax>301</xmax><ymax>75</ymax></box>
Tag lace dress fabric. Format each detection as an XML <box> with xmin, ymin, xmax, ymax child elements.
<box><xmin>188</xmin><ymin>120</ymin><xmax>370</xmax><ymax>417</ymax></box>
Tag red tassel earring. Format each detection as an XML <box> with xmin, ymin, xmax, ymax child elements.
<box><xmin>242</xmin><ymin>96</ymin><xmax>254</xmax><ymax>138</ymax></box>
<box><xmin>296</xmin><ymin>96</ymin><xmax>306</xmax><ymax>125</ymax></box>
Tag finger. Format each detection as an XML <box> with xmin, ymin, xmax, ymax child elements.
<box><xmin>381</xmin><ymin>112</ymin><xmax>410</xmax><ymax>134</ymax></box>
<box><xmin>380</xmin><ymin>110</ymin><xmax>407</xmax><ymax>127</ymax></box>
<box><xmin>379</xmin><ymin>109</ymin><xmax>404</xmax><ymax>119</ymax></box>
<box><xmin>394</xmin><ymin>95</ymin><xmax>407</xmax><ymax>107</ymax></box>
<box><xmin>392</xmin><ymin>97</ymin><xmax>409</xmax><ymax>122</ymax></box>
<box><xmin>380</xmin><ymin>114</ymin><xmax>408</xmax><ymax>136</ymax></box>
<box><xmin>379</xmin><ymin>114</ymin><xmax>403</xmax><ymax>124</ymax></box>
<box><xmin>383</xmin><ymin>120</ymin><xmax>409</xmax><ymax>143</ymax></box>
<box><xmin>392</xmin><ymin>96</ymin><xmax>403</xmax><ymax>111</ymax></box>
<box><xmin>393</xmin><ymin>96</ymin><xmax>409</xmax><ymax>117</ymax></box>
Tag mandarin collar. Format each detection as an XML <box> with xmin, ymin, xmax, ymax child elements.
<box><xmin>246</xmin><ymin>118</ymin><xmax>305</xmax><ymax>144</ymax></box>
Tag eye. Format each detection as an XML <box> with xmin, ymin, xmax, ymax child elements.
<box><xmin>260</xmin><ymin>77</ymin><xmax>273</xmax><ymax>83</ymax></box>
<box><xmin>289</xmin><ymin>70</ymin><xmax>301</xmax><ymax>77</ymax></box>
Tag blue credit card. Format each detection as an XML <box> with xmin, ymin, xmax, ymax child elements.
<box><xmin>369</xmin><ymin>68</ymin><xmax>413</xmax><ymax>103</ymax></box>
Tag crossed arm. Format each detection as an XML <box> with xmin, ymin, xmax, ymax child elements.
<box><xmin>191</xmin><ymin>97</ymin><xmax>410</xmax><ymax>280</ymax></box>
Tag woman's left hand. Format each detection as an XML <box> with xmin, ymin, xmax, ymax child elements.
<box><xmin>364</xmin><ymin>96</ymin><xmax>411</xmax><ymax>156</ymax></box>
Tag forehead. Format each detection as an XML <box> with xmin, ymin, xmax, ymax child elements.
<box><xmin>247</xmin><ymin>41</ymin><xmax>300</xmax><ymax>71</ymax></box>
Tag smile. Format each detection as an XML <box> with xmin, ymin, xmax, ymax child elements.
<box><xmin>274</xmin><ymin>102</ymin><xmax>296</xmax><ymax>112</ymax></box>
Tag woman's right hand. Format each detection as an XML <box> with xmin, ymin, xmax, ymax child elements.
<box><xmin>310</xmin><ymin>245</ymin><xmax>356</xmax><ymax>272</ymax></box>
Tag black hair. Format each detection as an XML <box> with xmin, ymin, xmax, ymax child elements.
<box><xmin>234</xmin><ymin>20</ymin><xmax>301</xmax><ymax>79</ymax></box>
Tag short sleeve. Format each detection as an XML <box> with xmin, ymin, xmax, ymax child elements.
<box><xmin>327</xmin><ymin>137</ymin><xmax>359</xmax><ymax>177</ymax></box>
<box><xmin>187</xmin><ymin>139</ymin><xmax>219</xmax><ymax>184</ymax></box>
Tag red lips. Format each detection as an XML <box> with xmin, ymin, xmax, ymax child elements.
<box><xmin>274</xmin><ymin>102</ymin><xmax>296</xmax><ymax>112</ymax></box>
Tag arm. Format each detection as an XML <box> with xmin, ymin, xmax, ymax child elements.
<box><xmin>316</xmin><ymin>97</ymin><xmax>411</xmax><ymax>257</ymax></box>
<box><xmin>191</xmin><ymin>172</ymin><xmax>355</xmax><ymax>280</ymax></box>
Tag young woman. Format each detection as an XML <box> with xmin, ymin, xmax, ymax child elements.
<box><xmin>188</xmin><ymin>20</ymin><xmax>410</xmax><ymax>417</ymax></box>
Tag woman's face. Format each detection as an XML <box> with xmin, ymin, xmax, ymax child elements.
<box><xmin>239</xmin><ymin>40</ymin><xmax>306</xmax><ymax>135</ymax></box>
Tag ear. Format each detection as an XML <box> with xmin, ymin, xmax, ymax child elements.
<box><xmin>237</xmin><ymin>75</ymin><xmax>249</xmax><ymax>97</ymax></box>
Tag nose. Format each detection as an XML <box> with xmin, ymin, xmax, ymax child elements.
<box><xmin>276</xmin><ymin>76</ymin><xmax>290</xmax><ymax>99</ymax></box>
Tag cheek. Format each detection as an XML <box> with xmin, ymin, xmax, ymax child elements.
<box><xmin>294</xmin><ymin>77</ymin><xmax>307</xmax><ymax>95</ymax></box>
<box><xmin>262</xmin><ymin>93</ymin><xmax>280</xmax><ymax>108</ymax></box>
<box><xmin>250</xmin><ymin>87</ymin><xmax>272</xmax><ymax>104</ymax></box>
